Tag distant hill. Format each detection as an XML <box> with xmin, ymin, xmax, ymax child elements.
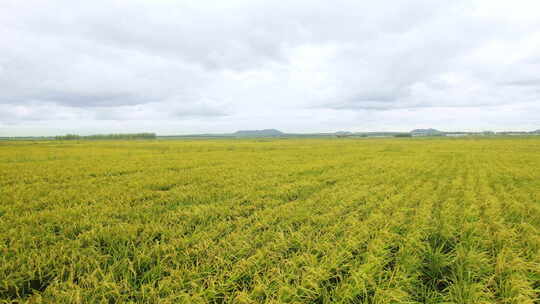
<box><xmin>233</xmin><ymin>129</ymin><xmax>284</xmax><ymax>137</ymax></box>
<box><xmin>334</xmin><ymin>131</ymin><xmax>353</xmax><ymax>137</ymax></box>
<box><xmin>410</xmin><ymin>128</ymin><xmax>443</xmax><ymax>135</ymax></box>
<box><xmin>533</xmin><ymin>129</ymin><xmax>540</xmax><ymax>134</ymax></box>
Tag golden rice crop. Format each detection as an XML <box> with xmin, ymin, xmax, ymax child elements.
<box><xmin>0</xmin><ymin>138</ymin><xmax>539</xmax><ymax>303</ymax></box>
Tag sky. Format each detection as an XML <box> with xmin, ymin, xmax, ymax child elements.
<box><xmin>1</xmin><ymin>0</ymin><xmax>540</xmax><ymax>136</ymax></box>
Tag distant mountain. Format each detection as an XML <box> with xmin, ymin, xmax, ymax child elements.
<box><xmin>532</xmin><ymin>129</ymin><xmax>540</xmax><ymax>134</ymax></box>
<box><xmin>233</xmin><ymin>129</ymin><xmax>284</xmax><ymax>137</ymax></box>
<box><xmin>410</xmin><ymin>128</ymin><xmax>443</xmax><ymax>135</ymax></box>
<box><xmin>334</xmin><ymin>131</ymin><xmax>353</xmax><ymax>137</ymax></box>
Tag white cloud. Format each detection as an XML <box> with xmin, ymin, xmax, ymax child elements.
<box><xmin>1</xmin><ymin>0</ymin><xmax>539</xmax><ymax>135</ymax></box>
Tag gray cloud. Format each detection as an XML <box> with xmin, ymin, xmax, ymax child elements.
<box><xmin>1</xmin><ymin>0</ymin><xmax>540</xmax><ymax>135</ymax></box>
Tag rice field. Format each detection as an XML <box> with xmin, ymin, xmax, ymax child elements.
<box><xmin>1</xmin><ymin>138</ymin><xmax>539</xmax><ymax>303</ymax></box>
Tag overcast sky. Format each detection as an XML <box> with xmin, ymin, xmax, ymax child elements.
<box><xmin>1</xmin><ymin>0</ymin><xmax>540</xmax><ymax>136</ymax></box>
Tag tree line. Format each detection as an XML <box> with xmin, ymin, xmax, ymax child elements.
<box><xmin>55</xmin><ymin>133</ymin><xmax>156</xmax><ymax>140</ymax></box>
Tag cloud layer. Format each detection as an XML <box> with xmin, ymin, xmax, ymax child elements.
<box><xmin>1</xmin><ymin>0</ymin><xmax>540</xmax><ymax>135</ymax></box>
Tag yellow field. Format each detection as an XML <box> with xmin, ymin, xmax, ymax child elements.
<box><xmin>1</xmin><ymin>138</ymin><xmax>539</xmax><ymax>303</ymax></box>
